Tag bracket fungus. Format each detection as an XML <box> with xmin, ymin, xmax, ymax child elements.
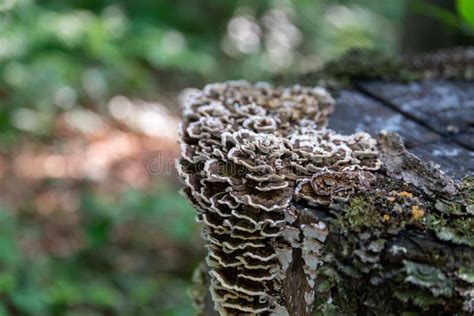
<box><xmin>178</xmin><ymin>80</ymin><xmax>473</xmax><ymax>315</ymax></box>
<box><xmin>177</xmin><ymin>81</ymin><xmax>382</xmax><ymax>315</ymax></box>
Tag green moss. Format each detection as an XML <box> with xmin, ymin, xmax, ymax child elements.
<box><xmin>334</xmin><ymin>176</ymin><xmax>474</xmax><ymax>247</ymax></box>
<box><xmin>336</xmin><ymin>196</ymin><xmax>381</xmax><ymax>232</ymax></box>
<box><xmin>461</xmin><ymin>177</ymin><xmax>474</xmax><ymax>214</ymax></box>
<box><xmin>294</xmin><ymin>48</ymin><xmax>474</xmax><ymax>89</ymax></box>
<box><xmin>319</xmin><ymin>49</ymin><xmax>414</xmax><ymax>81</ymax></box>
<box><xmin>333</xmin><ymin>182</ymin><xmax>428</xmax><ymax>233</ymax></box>
<box><xmin>296</xmin><ymin>49</ymin><xmax>419</xmax><ymax>87</ymax></box>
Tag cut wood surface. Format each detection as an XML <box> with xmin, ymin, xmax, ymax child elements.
<box><xmin>330</xmin><ymin>80</ymin><xmax>473</xmax><ymax>179</ymax></box>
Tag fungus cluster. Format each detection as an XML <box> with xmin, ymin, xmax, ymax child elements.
<box><xmin>177</xmin><ymin>81</ymin><xmax>381</xmax><ymax>315</ymax></box>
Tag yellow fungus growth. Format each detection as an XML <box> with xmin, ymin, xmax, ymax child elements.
<box><xmin>398</xmin><ymin>191</ymin><xmax>413</xmax><ymax>198</ymax></box>
<box><xmin>411</xmin><ymin>205</ymin><xmax>424</xmax><ymax>220</ymax></box>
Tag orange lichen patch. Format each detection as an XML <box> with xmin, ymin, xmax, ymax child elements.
<box><xmin>411</xmin><ymin>205</ymin><xmax>425</xmax><ymax>220</ymax></box>
<box><xmin>382</xmin><ymin>214</ymin><xmax>390</xmax><ymax>222</ymax></box>
<box><xmin>398</xmin><ymin>191</ymin><xmax>413</xmax><ymax>198</ymax></box>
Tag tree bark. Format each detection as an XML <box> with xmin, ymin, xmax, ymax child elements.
<box><xmin>182</xmin><ymin>51</ymin><xmax>474</xmax><ymax>315</ymax></box>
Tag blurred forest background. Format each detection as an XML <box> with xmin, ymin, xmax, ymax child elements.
<box><xmin>0</xmin><ymin>0</ymin><xmax>473</xmax><ymax>315</ymax></box>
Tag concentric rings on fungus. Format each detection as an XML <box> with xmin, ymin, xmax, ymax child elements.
<box><xmin>177</xmin><ymin>81</ymin><xmax>381</xmax><ymax>315</ymax></box>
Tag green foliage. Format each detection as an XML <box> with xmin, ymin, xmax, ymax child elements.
<box><xmin>457</xmin><ymin>0</ymin><xmax>474</xmax><ymax>27</ymax></box>
<box><xmin>0</xmin><ymin>187</ymin><xmax>197</xmax><ymax>315</ymax></box>
<box><xmin>0</xmin><ymin>0</ymin><xmax>406</xmax><ymax>142</ymax></box>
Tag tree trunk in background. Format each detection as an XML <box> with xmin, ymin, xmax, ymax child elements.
<box><xmin>402</xmin><ymin>0</ymin><xmax>471</xmax><ymax>53</ymax></box>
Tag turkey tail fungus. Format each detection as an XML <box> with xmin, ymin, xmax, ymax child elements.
<box><xmin>177</xmin><ymin>81</ymin><xmax>473</xmax><ymax>315</ymax></box>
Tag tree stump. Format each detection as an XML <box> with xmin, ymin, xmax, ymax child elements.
<box><xmin>178</xmin><ymin>50</ymin><xmax>474</xmax><ymax>315</ymax></box>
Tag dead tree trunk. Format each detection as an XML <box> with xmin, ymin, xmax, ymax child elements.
<box><xmin>179</xmin><ymin>50</ymin><xmax>474</xmax><ymax>315</ymax></box>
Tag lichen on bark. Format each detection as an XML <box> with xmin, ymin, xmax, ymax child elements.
<box><xmin>313</xmin><ymin>172</ymin><xmax>474</xmax><ymax>315</ymax></box>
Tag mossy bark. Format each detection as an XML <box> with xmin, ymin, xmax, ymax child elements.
<box><xmin>307</xmin><ymin>133</ymin><xmax>473</xmax><ymax>315</ymax></box>
<box><xmin>189</xmin><ymin>49</ymin><xmax>474</xmax><ymax>315</ymax></box>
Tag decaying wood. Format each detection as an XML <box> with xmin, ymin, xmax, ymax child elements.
<box><xmin>180</xmin><ymin>50</ymin><xmax>474</xmax><ymax>315</ymax></box>
<box><xmin>377</xmin><ymin>132</ymin><xmax>458</xmax><ymax>199</ymax></box>
<box><xmin>307</xmin><ymin>132</ymin><xmax>473</xmax><ymax>315</ymax></box>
